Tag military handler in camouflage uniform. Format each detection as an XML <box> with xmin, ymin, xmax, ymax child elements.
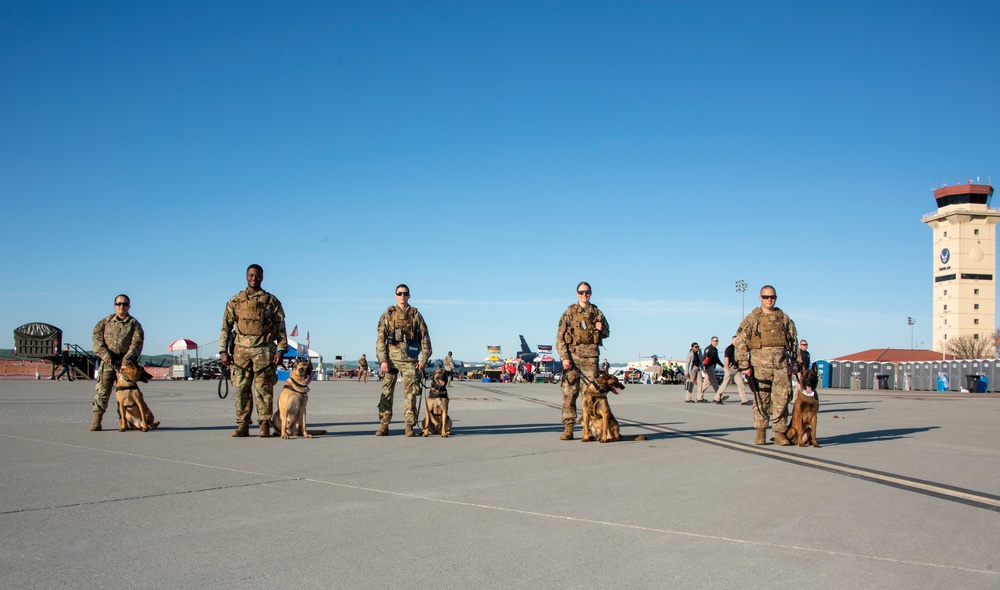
<box><xmin>219</xmin><ymin>264</ymin><xmax>289</xmax><ymax>438</ymax></box>
<box><xmin>555</xmin><ymin>281</ymin><xmax>610</xmax><ymax>440</ymax></box>
<box><xmin>90</xmin><ymin>294</ymin><xmax>144</xmax><ymax>431</ymax></box>
<box><xmin>357</xmin><ymin>354</ymin><xmax>369</xmax><ymax>383</ymax></box>
<box><xmin>734</xmin><ymin>285</ymin><xmax>798</xmax><ymax>446</ymax></box>
<box><xmin>375</xmin><ymin>284</ymin><xmax>432</xmax><ymax>437</ymax></box>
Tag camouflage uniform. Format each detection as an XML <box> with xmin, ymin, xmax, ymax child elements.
<box><xmin>734</xmin><ymin>306</ymin><xmax>797</xmax><ymax>433</ymax></box>
<box><xmin>357</xmin><ymin>355</ymin><xmax>369</xmax><ymax>383</ymax></box>
<box><xmin>556</xmin><ymin>303</ymin><xmax>610</xmax><ymax>429</ymax></box>
<box><xmin>376</xmin><ymin>305</ymin><xmax>432</xmax><ymax>427</ymax></box>
<box><xmin>219</xmin><ymin>288</ymin><xmax>288</xmax><ymax>428</ymax></box>
<box><xmin>443</xmin><ymin>354</ymin><xmax>455</xmax><ymax>383</ymax></box>
<box><xmin>92</xmin><ymin>314</ymin><xmax>144</xmax><ymax>414</ymax></box>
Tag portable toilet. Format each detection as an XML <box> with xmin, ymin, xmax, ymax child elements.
<box><xmin>899</xmin><ymin>362</ymin><xmax>914</xmax><ymax>390</ymax></box>
<box><xmin>814</xmin><ymin>360</ymin><xmax>831</xmax><ymax>389</ymax></box>
<box><xmin>918</xmin><ymin>361</ymin><xmax>934</xmax><ymax>391</ymax></box>
<box><xmin>855</xmin><ymin>361</ymin><xmax>872</xmax><ymax>389</ymax></box>
<box><xmin>829</xmin><ymin>361</ymin><xmax>842</xmax><ymax>388</ymax></box>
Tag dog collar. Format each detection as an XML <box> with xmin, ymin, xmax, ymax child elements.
<box><xmin>428</xmin><ymin>390</ymin><xmax>448</xmax><ymax>399</ymax></box>
<box><xmin>288</xmin><ymin>376</ymin><xmax>311</xmax><ymax>389</ymax></box>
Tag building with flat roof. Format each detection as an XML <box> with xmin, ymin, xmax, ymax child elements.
<box><xmin>922</xmin><ymin>183</ymin><xmax>998</xmax><ymax>353</ymax></box>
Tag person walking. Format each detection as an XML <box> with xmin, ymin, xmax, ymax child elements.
<box><xmin>555</xmin><ymin>281</ymin><xmax>610</xmax><ymax>440</ymax></box>
<box><xmin>375</xmin><ymin>284</ymin><xmax>432</xmax><ymax>436</ymax></box>
<box><xmin>700</xmin><ymin>336</ymin><xmax>727</xmax><ymax>404</ymax></box>
<box><xmin>54</xmin><ymin>344</ymin><xmax>74</xmax><ymax>381</ymax></box>
<box><xmin>357</xmin><ymin>354</ymin><xmax>369</xmax><ymax>383</ymax></box>
<box><xmin>735</xmin><ymin>285</ymin><xmax>798</xmax><ymax>445</ymax></box>
<box><xmin>718</xmin><ymin>335</ymin><xmax>750</xmax><ymax>405</ymax></box>
<box><xmin>443</xmin><ymin>351</ymin><xmax>456</xmax><ymax>383</ymax></box>
<box><xmin>219</xmin><ymin>264</ymin><xmax>289</xmax><ymax>438</ymax></box>
<box><xmin>684</xmin><ymin>342</ymin><xmax>704</xmax><ymax>402</ymax></box>
<box><xmin>90</xmin><ymin>294</ymin><xmax>144</xmax><ymax>430</ymax></box>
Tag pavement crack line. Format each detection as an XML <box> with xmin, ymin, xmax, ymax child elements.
<box><xmin>467</xmin><ymin>385</ymin><xmax>1000</xmax><ymax>513</ymax></box>
<box><xmin>1</xmin><ymin>478</ymin><xmax>297</xmax><ymax>515</ymax></box>
<box><xmin>2</xmin><ymin>432</ymin><xmax>997</xmax><ymax>577</ymax></box>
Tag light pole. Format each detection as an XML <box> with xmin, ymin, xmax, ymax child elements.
<box><xmin>907</xmin><ymin>317</ymin><xmax>915</xmax><ymax>349</ymax></box>
<box><xmin>735</xmin><ymin>280</ymin><xmax>747</xmax><ymax>319</ymax></box>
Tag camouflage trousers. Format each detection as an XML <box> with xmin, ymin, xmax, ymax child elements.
<box><xmin>560</xmin><ymin>357</ymin><xmax>598</xmax><ymax>427</ymax></box>
<box><xmin>92</xmin><ymin>361</ymin><xmax>121</xmax><ymax>416</ymax></box>
<box><xmin>230</xmin><ymin>347</ymin><xmax>277</xmax><ymax>426</ymax></box>
<box><xmin>751</xmin><ymin>364</ymin><xmax>790</xmax><ymax>432</ymax></box>
<box><xmin>378</xmin><ymin>360</ymin><xmax>421</xmax><ymax>426</ymax></box>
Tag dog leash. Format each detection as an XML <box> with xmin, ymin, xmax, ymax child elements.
<box><xmin>568</xmin><ymin>366</ymin><xmax>618</xmax><ymax>395</ymax></box>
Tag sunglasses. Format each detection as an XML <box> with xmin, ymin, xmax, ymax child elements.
<box><xmin>396</xmin><ymin>292</ymin><xmax>410</xmax><ymax>297</ymax></box>
<box><xmin>115</xmin><ymin>302</ymin><xmax>130</xmax><ymax>307</ymax></box>
<box><xmin>577</xmin><ymin>290</ymin><xmax>592</xmax><ymax>295</ymax></box>
<box><xmin>761</xmin><ymin>295</ymin><xmax>776</xmax><ymax>300</ymax></box>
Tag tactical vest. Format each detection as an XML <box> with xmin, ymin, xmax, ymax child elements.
<box><xmin>564</xmin><ymin>305</ymin><xmax>602</xmax><ymax>346</ymax></box>
<box><xmin>235</xmin><ymin>292</ymin><xmax>272</xmax><ymax>337</ymax></box>
<box><xmin>748</xmin><ymin>309</ymin><xmax>787</xmax><ymax>349</ymax></box>
<box><xmin>386</xmin><ymin>306</ymin><xmax>419</xmax><ymax>342</ymax></box>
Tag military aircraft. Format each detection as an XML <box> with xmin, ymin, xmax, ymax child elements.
<box><xmin>516</xmin><ymin>335</ymin><xmax>538</xmax><ymax>363</ymax></box>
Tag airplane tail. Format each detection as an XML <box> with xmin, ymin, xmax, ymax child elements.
<box><xmin>519</xmin><ymin>335</ymin><xmax>531</xmax><ymax>354</ymax></box>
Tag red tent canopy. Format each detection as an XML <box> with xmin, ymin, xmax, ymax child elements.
<box><xmin>168</xmin><ymin>339</ymin><xmax>199</xmax><ymax>352</ymax></box>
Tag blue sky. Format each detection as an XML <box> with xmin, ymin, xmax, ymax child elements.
<box><xmin>3</xmin><ymin>1</ymin><xmax>999</xmax><ymax>364</ymax></box>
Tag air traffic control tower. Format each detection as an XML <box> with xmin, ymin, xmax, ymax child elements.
<box><xmin>922</xmin><ymin>183</ymin><xmax>998</xmax><ymax>353</ymax></box>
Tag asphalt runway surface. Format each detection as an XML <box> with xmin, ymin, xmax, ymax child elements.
<box><xmin>2</xmin><ymin>377</ymin><xmax>998</xmax><ymax>589</ymax></box>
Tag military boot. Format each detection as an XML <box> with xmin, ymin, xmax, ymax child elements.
<box><xmin>405</xmin><ymin>423</ymin><xmax>415</xmax><ymax>437</ymax></box>
<box><xmin>754</xmin><ymin>428</ymin><xmax>767</xmax><ymax>445</ymax></box>
<box><xmin>559</xmin><ymin>422</ymin><xmax>574</xmax><ymax>441</ymax></box>
<box><xmin>773</xmin><ymin>431</ymin><xmax>792</xmax><ymax>446</ymax></box>
<box><xmin>232</xmin><ymin>423</ymin><xmax>250</xmax><ymax>437</ymax></box>
<box><xmin>89</xmin><ymin>410</ymin><xmax>104</xmax><ymax>432</ymax></box>
<box><xmin>375</xmin><ymin>417</ymin><xmax>390</xmax><ymax>436</ymax></box>
<box><xmin>259</xmin><ymin>421</ymin><xmax>272</xmax><ymax>438</ymax></box>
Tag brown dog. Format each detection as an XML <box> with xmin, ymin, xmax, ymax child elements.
<box><xmin>582</xmin><ymin>371</ymin><xmax>626</xmax><ymax>443</ymax></box>
<box><xmin>273</xmin><ymin>359</ymin><xmax>325</xmax><ymax>439</ymax></box>
<box><xmin>786</xmin><ymin>362</ymin><xmax>820</xmax><ymax>447</ymax></box>
<box><xmin>422</xmin><ymin>369</ymin><xmax>452</xmax><ymax>437</ymax></box>
<box><xmin>115</xmin><ymin>363</ymin><xmax>159</xmax><ymax>432</ymax></box>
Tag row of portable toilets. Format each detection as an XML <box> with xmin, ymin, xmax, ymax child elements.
<box><xmin>812</xmin><ymin>360</ymin><xmax>995</xmax><ymax>392</ymax></box>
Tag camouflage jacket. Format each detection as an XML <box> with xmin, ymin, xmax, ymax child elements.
<box><xmin>92</xmin><ymin>314</ymin><xmax>144</xmax><ymax>365</ymax></box>
<box><xmin>358</xmin><ymin>356</ymin><xmax>369</xmax><ymax>370</ymax></box>
<box><xmin>734</xmin><ymin>306</ymin><xmax>797</xmax><ymax>371</ymax></box>
<box><xmin>556</xmin><ymin>303</ymin><xmax>609</xmax><ymax>361</ymax></box>
<box><xmin>219</xmin><ymin>288</ymin><xmax>288</xmax><ymax>354</ymax></box>
<box><xmin>376</xmin><ymin>305</ymin><xmax>432</xmax><ymax>365</ymax></box>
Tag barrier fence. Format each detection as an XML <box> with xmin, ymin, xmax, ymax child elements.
<box><xmin>0</xmin><ymin>359</ymin><xmax>172</xmax><ymax>380</ymax></box>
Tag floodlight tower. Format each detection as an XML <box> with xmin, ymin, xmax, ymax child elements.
<box><xmin>922</xmin><ymin>182</ymin><xmax>999</xmax><ymax>353</ymax></box>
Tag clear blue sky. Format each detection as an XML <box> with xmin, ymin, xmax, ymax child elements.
<box><xmin>3</xmin><ymin>1</ymin><xmax>998</xmax><ymax>364</ymax></box>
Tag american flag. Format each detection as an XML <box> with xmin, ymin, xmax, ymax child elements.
<box><xmin>290</xmin><ymin>325</ymin><xmax>298</xmax><ymax>337</ymax></box>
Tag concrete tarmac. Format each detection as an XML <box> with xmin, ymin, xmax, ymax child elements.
<box><xmin>1</xmin><ymin>377</ymin><xmax>998</xmax><ymax>589</ymax></box>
